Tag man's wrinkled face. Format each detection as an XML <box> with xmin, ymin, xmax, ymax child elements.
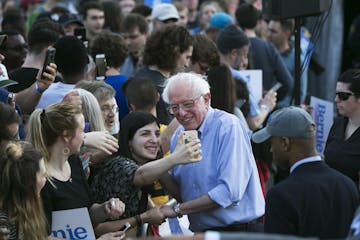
<box><xmin>169</xmin><ymin>82</ymin><xmax>210</xmax><ymax>130</ymax></box>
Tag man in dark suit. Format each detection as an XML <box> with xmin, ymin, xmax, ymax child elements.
<box><xmin>252</xmin><ymin>106</ymin><xmax>359</xmax><ymax>239</ymax></box>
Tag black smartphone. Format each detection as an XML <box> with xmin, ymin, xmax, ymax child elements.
<box><xmin>74</xmin><ymin>27</ymin><xmax>86</xmax><ymax>42</ymax></box>
<box><xmin>41</xmin><ymin>47</ymin><xmax>56</xmax><ymax>76</ymax></box>
<box><xmin>119</xmin><ymin>222</ymin><xmax>131</xmax><ymax>232</ymax></box>
<box><xmin>0</xmin><ymin>35</ymin><xmax>7</xmax><ymax>47</ymax></box>
<box><xmin>95</xmin><ymin>54</ymin><xmax>106</xmax><ymax>81</ymax></box>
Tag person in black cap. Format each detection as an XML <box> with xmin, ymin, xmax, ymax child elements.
<box><xmin>252</xmin><ymin>106</ymin><xmax>359</xmax><ymax>238</ymax></box>
<box><xmin>236</xmin><ymin>3</ymin><xmax>293</xmax><ymax>107</ymax></box>
<box><xmin>58</xmin><ymin>13</ymin><xmax>84</xmax><ymax>36</ymax></box>
<box><xmin>216</xmin><ymin>24</ymin><xmax>276</xmax><ymax>131</ymax></box>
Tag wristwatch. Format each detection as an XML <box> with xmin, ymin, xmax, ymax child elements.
<box><xmin>173</xmin><ymin>203</ymin><xmax>183</xmax><ymax>218</ymax></box>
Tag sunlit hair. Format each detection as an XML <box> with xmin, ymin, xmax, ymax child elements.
<box><xmin>76</xmin><ymin>80</ymin><xmax>115</xmax><ymax>102</ymax></box>
<box><xmin>142</xmin><ymin>25</ymin><xmax>192</xmax><ymax>73</ymax></box>
<box><xmin>74</xmin><ymin>88</ymin><xmax>106</xmax><ymax>132</ymax></box>
<box><xmin>162</xmin><ymin>72</ymin><xmax>210</xmax><ymax>103</ymax></box>
<box><xmin>0</xmin><ymin>141</ymin><xmax>47</xmax><ymax>240</ymax></box>
<box><xmin>26</xmin><ymin>103</ymin><xmax>82</xmax><ymax>163</ymax></box>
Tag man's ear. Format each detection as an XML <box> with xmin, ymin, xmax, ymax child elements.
<box><xmin>156</xmin><ymin>92</ymin><xmax>160</xmax><ymax>103</ymax></box>
<box><xmin>203</xmin><ymin>92</ymin><xmax>211</xmax><ymax>105</ymax></box>
<box><xmin>230</xmin><ymin>49</ymin><xmax>238</xmax><ymax>58</ymax></box>
<box><xmin>282</xmin><ymin>137</ymin><xmax>291</xmax><ymax>151</ymax></box>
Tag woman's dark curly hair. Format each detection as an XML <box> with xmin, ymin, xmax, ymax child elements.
<box><xmin>142</xmin><ymin>25</ymin><xmax>192</xmax><ymax>72</ymax></box>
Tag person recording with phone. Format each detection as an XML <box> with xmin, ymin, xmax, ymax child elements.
<box><xmin>216</xmin><ymin>25</ymin><xmax>277</xmax><ymax>131</ymax></box>
<box><xmin>37</xmin><ymin>36</ymin><xmax>88</xmax><ymax>109</ymax></box>
<box><xmin>325</xmin><ymin>69</ymin><xmax>360</xmax><ymax>189</ymax></box>
<box><xmin>90</xmin><ymin>111</ymin><xmax>201</xmax><ymax>237</ymax></box>
<box><xmin>91</xmin><ymin>31</ymin><xmax>130</xmax><ymax>120</ymax></box>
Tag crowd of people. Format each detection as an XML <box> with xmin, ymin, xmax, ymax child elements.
<box><xmin>0</xmin><ymin>0</ymin><xmax>359</xmax><ymax>239</ymax></box>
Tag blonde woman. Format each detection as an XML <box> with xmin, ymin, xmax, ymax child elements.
<box><xmin>27</xmin><ymin>103</ymin><xmax>125</xmax><ymax>236</ymax></box>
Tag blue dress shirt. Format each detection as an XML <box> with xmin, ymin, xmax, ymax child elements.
<box><xmin>170</xmin><ymin>107</ymin><xmax>265</xmax><ymax>232</ymax></box>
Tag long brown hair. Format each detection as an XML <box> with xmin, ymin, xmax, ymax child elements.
<box><xmin>0</xmin><ymin>141</ymin><xmax>47</xmax><ymax>240</ymax></box>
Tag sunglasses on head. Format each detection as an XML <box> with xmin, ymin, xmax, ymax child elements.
<box><xmin>336</xmin><ymin>91</ymin><xmax>357</xmax><ymax>101</ymax></box>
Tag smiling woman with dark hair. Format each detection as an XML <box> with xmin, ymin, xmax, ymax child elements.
<box><xmin>91</xmin><ymin>111</ymin><xmax>200</xmax><ymax>237</ymax></box>
<box><xmin>325</xmin><ymin>69</ymin><xmax>360</xmax><ymax>188</ymax></box>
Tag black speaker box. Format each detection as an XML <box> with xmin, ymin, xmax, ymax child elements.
<box><xmin>263</xmin><ymin>0</ymin><xmax>331</xmax><ymax>19</ymax></box>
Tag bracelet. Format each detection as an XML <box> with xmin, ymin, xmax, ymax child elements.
<box><xmin>34</xmin><ymin>82</ymin><xmax>46</xmax><ymax>94</ymax></box>
<box><xmin>135</xmin><ymin>214</ymin><xmax>142</xmax><ymax>227</ymax></box>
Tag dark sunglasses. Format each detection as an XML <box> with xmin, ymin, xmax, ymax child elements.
<box><xmin>336</xmin><ymin>92</ymin><xmax>356</xmax><ymax>101</ymax></box>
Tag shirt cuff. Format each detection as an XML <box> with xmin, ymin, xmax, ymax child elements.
<box><xmin>208</xmin><ymin>184</ymin><xmax>234</xmax><ymax>208</ymax></box>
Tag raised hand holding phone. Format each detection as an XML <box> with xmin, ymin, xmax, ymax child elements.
<box><xmin>95</xmin><ymin>54</ymin><xmax>107</xmax><ymax>81</ymax></box>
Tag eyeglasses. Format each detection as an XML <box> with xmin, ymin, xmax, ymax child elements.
<box><xmin>101</xmin><ymin>105</ymin><xmax>118</xmax><ymax>114</ymax></box>
<box><xmin>336</xmin><ymin>91</ymin><xmax>358</xmax><ymax>101</ymax></box>
<box><xmin>168</xmin><ymin>95</ymin><xmax>203</xmax><ymax>114</ymax></box>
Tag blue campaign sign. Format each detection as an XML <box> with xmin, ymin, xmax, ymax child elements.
<box><xmin>310</xmin><ymin>96</ymin><xmax>334</xmax><ymax>156</ymax></box>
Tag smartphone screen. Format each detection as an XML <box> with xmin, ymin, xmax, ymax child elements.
<box><xmin>95</xmin><ymin>54</ymin><xmax>107</xmax><ymax>81</ymax></box>
<box><xmin>119</xmin><ymin>222</ymin><xmax>131</xmax><ymax>232</ymax></box>
<box><xmin>42</xmin><ymin>47</ymin><xmax>56</xmax><ymax>76</ymax></box>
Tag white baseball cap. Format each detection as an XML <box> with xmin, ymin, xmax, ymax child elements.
<box><xmin>151</xmin><ymin>3</ymin><xmax>179</xmax><ymax>21</ymax></box>
<box><xmin>0</xmin><ymin>64</ymin><xmax>17</xmax><ymax>88</ymax></box>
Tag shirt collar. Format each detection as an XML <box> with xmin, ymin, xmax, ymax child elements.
<box><xmin>290</xmin><ymin>155</ymin><xmax>322</xmax><ymax>174</ymax></box>
<box><xmin>197</xmin><ymin>106</ymin><xmax>214</xmax><ymax>138</ymax></box>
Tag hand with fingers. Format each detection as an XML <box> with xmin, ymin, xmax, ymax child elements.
<box><xmin>145</xmin><ymin>206</ymin><xmax>166</xmax><ymax>226</ymax></box>
<box><xmin>97</xmin><ymin>231</ymin><xmax>125</xmax><ymax>240</ymax></box>
<box><xmin>260</xmin><ymin>89</ymin><xmax>277</xmax><ymax>112</ymax></box>
<box><xmin>62</xmin><ymin>90</ymin><xmax>82</xmax><ymax>108</ymax></box>
<box><xmin>35</xmin><ymin>63</ymin><xmax>57</xmax><ymax>93</ymax></box>
<box><xmin>103</xmin><ymin>198</ymin><xmax>126</xmax><ymax>220</ymax></box>
<box><xmin>170</xmin><ymin>134</ymin><xmax>202</xmax><ymax>165</ymax></box>
<box><xmin>160</xmin><ymin>205</ymin><xmax>177</xmax><ymax>218</ymax></box>
<box><xmin>84</xmin><ymin>131</ymin><xmax>119</xmax><ymax>155</ymax></box>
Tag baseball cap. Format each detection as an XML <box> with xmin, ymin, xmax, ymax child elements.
<box><xmin>0</xmin><ymin>64</ymin><xmax>18</xmax><ymax>88</ymax></box>
<box><xmin>151</xmin><ymin>3</ymin><xmax>179</xmax><ymax>21</ymax></box>
<box><xmin>251</xmin><ymin>106</ymin><xmax>316</xmax><ymax>143</ymax></box>
<box><xmin>208</xmin><ymin>12</ymin><xmax>234</xmax><ymax>30</ymax></box>
<box><xmin>58</xmin><ymin>13</ymin><xmax>83</xmax><ymax>27</ymax></box>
